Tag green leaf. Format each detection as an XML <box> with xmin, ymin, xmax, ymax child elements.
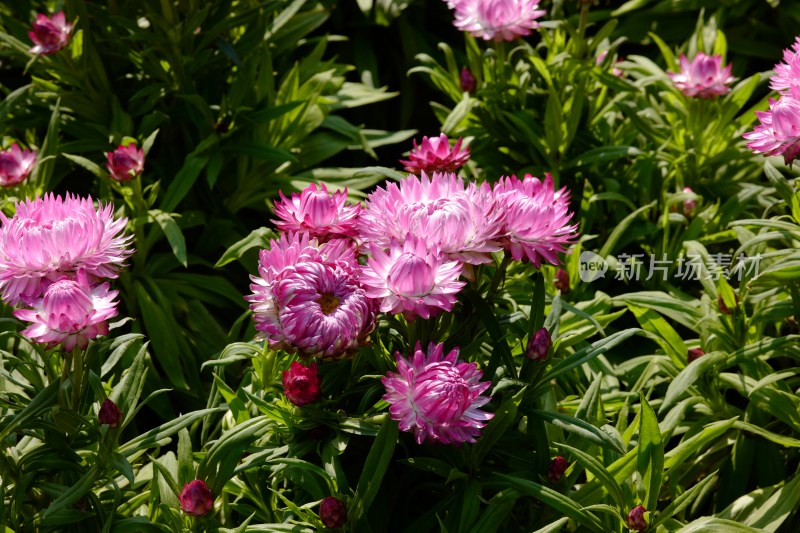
<box><xmin>62</xmin><ymin>153</ymin><xmax>105</xmax><ymax>178</ymax></box>
<box><xmin>718</xmin><ymin>472</ymin><xmax>800</xmax><ymax>532</ymax></box>
<box><xmin>41</xmin><ymin>466</ymin><xmax>99</xmax><ymax>518</ymax></box>
<box><xmin>351</xmin><ymin>418</ymin><xmax>399</xmax><ymax>527</ymax></box>
<box><xmin>199</xmin><ymin>416</ymin><xmax>273</xmax><ymax>495</ymax></box>
<box><xmin>120</xmin><ymin>408</ymin><xmax>225</xmax><ymax>456</ymax></box>
<box><xmin>660</xmin><ymin>351</ymin><xmax>726</xmax><ymax>414</ymax></box>
<box><xmin>177</xmin><ymin>428</ymin><xmax>194</xmax><ymax>488</ymax></box>
<box><xmin>678</xmin><ymin>517</ymin><xmax>765</xmax><ymax>532</ymax></box>
<box><xmin>627</xmin><ymin>304</ymin><xmax>686</xmax><ymax>362</ymax></box>
<box><xmin>160</xmin><ymin>135</ymin><xmax>216</xmax><ymax>212</ymax></box>
<box><xmin>532</xmin><ymin>410</ymin><xmax>624</xmax><ymax>454</ymax></box>
<box><xmin>150</xmin><ymin>210</ymin><xmax>187</xmax><ymax>267</ymax></box>
<box><xmin>650</xmin><ymin>472</ymin><xmax>716</xmax><ymax>529</ymax></box>
<box><xmin>554</xmin><ymin>443</ymin><xmax>625</xmax><ymax>507</ymax></box>
<box><xmin>215</xmin><ymin>227</ymin><xmax>275</xmax><ymax>268</ymax></box>
<box><xmin>599</xmin><ymin>201</ymin><xmax>656</xmax><ymax>258</ymax></box>
<box><xmin>541</xmin><ymin>329</ymin><xmax>640</xmax><ymax>383</ymax></box>
<box><xmin>637</xmin><ymin>394</ymin><xmax>664</xmax><ymax>512</ymax></box>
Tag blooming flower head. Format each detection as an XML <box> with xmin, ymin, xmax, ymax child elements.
<box><xmin>106</xmin><ymin>144</ymin><xmax>144</xmax><ymax>183</ymax></box>
<box><xmin>28</xmin><ymin>12</ymin><xmax>73</xmax><ymax>55</ymax></box>
<box><xmin>0</xmin><ymin>194</ymin><xmax>133</xmax><ymax>306</ymax></box>
<box><xmin>359</xmin><ymin>236</ymin><xmax>465</xmax><ymax>320</ymax></box>
<box><xmin>320</xmin><ymin>497</ymin><xmax>348</xmax><ymax>528</ymax></box>
<box><xmin>282</xmin><ymin>361</ymin><xmax>322</xmax><ymax>406</ymax></box>
<box><xmin>272</xmin><ymin>183</ymin><xmax>360</xmax><ymax>240</ymax></box>
<box><xmin>770</xmin><ymin>37</ymin><xmax>800</xmax><ymax>93</ymax></box>
<box><xmin>99</xmin><ymin>398</ymin><xmax>123</xmax><ymax>427</ymax></box>
<box><xmin>0</xmin><ymin>144</ymin><xmax>36</xmax><ymax>187</ymax></box>
<box><xmin>743</xmin><ymin>87</ymin><xmax>800</xmax><ymax>165</ymax></box>
<box><xmin>548</xmin><ymin>455</ymin><xmax>569</xmax><ymax>483</ymax></box>
<box><xmin>493</xmin><ymin>173</ymin><xmax>578</xmax><ymax>267</ymax></box>
<box><xmin>450</xmin><ymin>0</ymin><xmax>547</xmax><ymax>42</ymax></box>
<box><xmin>179</xmin><ymin>480</ymin><xmax>214</xmax><ymax>517</ymax></box>
<box><xmin>247</xmin><ymin>233</ymin><xmax>375</xmax><ymax>359</ymax></box>
<box><xmin>359</xmin><ymin>172</ymin><xmax>501</xmax><ymax>265</ymax></box>
<box><xmin>382</xmin><ymin>342</ymin><xmax>493</xmax><ymax>445</ymax></box>
<box><xmin>400</xmin><ymin>134</ymin><xmax>470</xmax><ymax>174</ymax></box>
<box><xmin>668</xmin><ymin>53</ymin><xmax>733</xmax><ymax>99</ymax></box>
<box><xmin>14</xmin><ymin>271</ymin><xmax>119</xmax><ymax>351</ymax></box>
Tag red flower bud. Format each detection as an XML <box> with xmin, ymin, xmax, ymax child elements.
<box><xmin>460</xmin><ymin>67</ymin><xmax>476</xmax><ymax>93</ymax></box>
<box><xmin>554</xmin><ymin>269</ymin><xmax>570</xmax><ymax>294</ymax></box>
<box><xmin>179</xmin><ymin>479</ymin><xmax>214</xmax><ymax>517</ymax></box>
<box><xmin>626</xmin><ymin>505</ymin><xmax>647</xmax><ymax>531</ymax></box>
<box><xmin>526</xmin><ymin>328</ymin><xmax>552</xmax><ymax>361</ymax></box>
<box><xmin>98</xmin><ymin>399</ymin><xmax>123</xmax><ymax>427</ymax></box>
<box><xmin>106</xmin><ymin>144</ymin><xmax>145</xmax><ymax>182</ymax></box>
<box><xmin>282</xmin><ymin>361</ymin><xmax>321</xmax><ymax>406</ymax></box>
<box><xmin>548</xmin><ymin>455</ymin><xmax>569</xmax><ymax>483</ymax></box>
<box><xmin>320</xmin><ymin>496</ymin><xmax>347</xmax><ymax>528</ymax></box>
<box><xmin>687</xmin><ymin>348</ymin><xmax>705</xmax><ymax>363</ymax></box>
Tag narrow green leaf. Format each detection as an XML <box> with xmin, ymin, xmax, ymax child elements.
<box><xmin>351</xmin><ymin>418</ymin><xmax>399</xmax><ymax>527</ymax></box>
<box><xmin>150</xmin><ymin>210</ymin><xmax>187</xmax><ymax>267</ymax></box>
<box><xmin>637</xmin><ymin>394</ymin><xmax>664</xmax><ymax>512</ymax></box>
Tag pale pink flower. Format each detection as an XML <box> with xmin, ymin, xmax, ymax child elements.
<box><xmin>382</xmin><ymin>342</ymin><xmax>493</xmax><ymax>445</ymax></box>
<box><xmin>770</xmin><ymin>37</ymin><xmax>800</xmax><ymax>93</ymax></box>
<box><xmin>493</xmin><ymin>173</ymin><xmax>578</xmax><ymax>267</ymax></box>
<box><xmin>743</xmin><ymin>87</ymin><xmax>800</xmax><ymax>165</ymax></box>
<box><xmin>668</xmin><ymin>53</ymin><xmax>733</xmax><ymax>99</ymax></box>
<box><xmin>451</xmin><ymin>0</ymin><xmax>546</xmax><ymax>42</ymax></box>
<box><xmin>272</xmin><ymin>183</ymin><xmax>360</xmax><ymax>240</ymax></box>
<box><xmin>0</xmin><ymin>143</ymin><xmax>36</xmax><ymax>187</ymax></box>
<box><xmin>0</xmin><ymin>194</ymin><xmax>133</xmax><ymax>306</ymax></box>
<box><xmin>246</xmin><ymin>233</ymin><xmax>375</xmax><ymax>359</ymax></box>
<box><xmin>400</xmin><ymin>134</ymin><xmax>470</xmax><ymax>174</ymax></box>
<box><xmin>106</xmin><ymin>144</ymin><xmax>144</xmax><ymax>182</ymax></box>
<box><xmin>14</xmin><ymin>271</ymin><xmax>119</xmax><ymax>351</ymax></box>
<box><xmin>358</xmin><ymin>172</ymin><xmax>502</xmax><ymax>265</ymax></box>
<box><xmin>28</xmin><ymin>12</ymin><xmax>73</xmax><ymax>56</ymax></box>
<box><xmin>359</xmin><ymin>236</ymin><xmax>465</xmax><ymax>320</ymax></box>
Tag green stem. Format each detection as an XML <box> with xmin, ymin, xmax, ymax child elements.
<box><xmin>486</xmin><ymin>253</ymin><xmax>511</xmax><ymax>302</ymax></box>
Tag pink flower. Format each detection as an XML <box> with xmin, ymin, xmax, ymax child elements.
<box><xmin>282</xmin><ymin>361</ymin><xmax>322</xmax><ymax>406</ymax></box>
<box><xmin>682</xmin><ymin>187</ymin><xmax>697</xmax><ymax>217</ymax></box>
<box><xmin>743</xmin><ymin>87</ymin><xmax>800</xmax><ymax>165</ymax></box>
<box><xmin>320</xmin><ymin>497</ymin><xmax>348</xmax><ymax>528</ymax></box>
<box><xmin>106</xmin><ymin>144</ymin><xmax>144</xmax><ymax>182</ymax></box>
<box><xmin>272</xmin><ymin>183</ymin><xmax>360</xmax><ymax>240</ymax></box>
<box><xmin>247</xmin><ymin>233</ymin><xmax>375</xmax><ymax>359</ymax></box>
<box><xmin>400</xmin><ymin>134</ymin><xmax>470</xmax><ymax>174</ymax></box>
<box><xmin>382</xmin><ymin>342</ymin><xmax>493</xmax><ymax>445</ymax></box>
<box><xmin>493</xmin><ymin>173</ymin><xmax>578</xmax><ymax>267</ymax></box>
<box><xmin>98</xmin><ymin>399</ymin><xmax>123</xmax><ymax>427</ymax></box>
<box><xmin>28</xmin><ymin>12</ymin><xmax>73</xmax><ymax>56</ymax></box>
<box><xmin>14</xmin><ymin>271</ymin><xmax>119</xmax><ymax>351</ymax></box>
<box><xmin>667</xmin><ymin>53</ymin><xmax>733</xmax><ymax>99</ymax></box>
<box><xmin>359</xmin><ymin>236</ymin><xmax>465</xmax><ymax>320</ymax></box>
<box><xmin>358</xmin><ymin>172</ymin><xmax>501</xmax><ymax>265</ymax></box>
<box><xmin>450</xmin><ymin>0</ymin><xmax>546</xmax><ymax>42</ymax></box>
<box><xmin>0</xmin><ymin>194</ymin><xmax>133</xmax><ymax>306</ymax></box>
<box><xmin>179</xmin><ymin>480</ymin><xmax>214</xmax><ymax>517</ymax></box>
<box><xmin>770</xmin><ymin>37</ymin><xmax>800</xmax><ymax>94</ymax></box>
<box><xmin>0</xmin><ymin>144</ymin><xmax>36</xmax><ymax>187</ymax></box>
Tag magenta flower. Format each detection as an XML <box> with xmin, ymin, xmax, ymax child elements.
<box><xmin>668</xmin><ymin>53</ymin><xmax>733</xmax><ymax>99</ymax></box>
<box><xmin>382</xmin><ymin>342</ymin><xmax>493</xmax><ymax>445</ymax></box>
<box><xmin>554</xmin><ymin>268</ymin><xmax>569</xmax><ymax>294</ymax></box>
<box><xmin>98</xmin><ymin>399</ymin><xmax>123</xmax><ymax>427</ymax></box>
<box><xmin>14</xmin><ymin>271</ymin><xmax>119</xmax><ymax>351</ymax></box>
<box><xmin>28</xmin><ymin>12</ymin><xmax>73</xmax><ymax>56</ymax></box>
<box><xmin>320</xmin><ymin>497</ymin><xmax>348</xmax><ymax>528</ymax></box>
<box><xmin>272</xmin><ymin>183</ymin><xmax>360</xmax><ymax>240</ymax></box>
<box><xmin>400</xmin><ymin>134</ymin><xmax>470</xmax><ymax>174</ymax></box>
<box><xmin>247</xmin><ymin>233</ymin><xmax>375</xmax><ymax>359</ymax></box>
<box><xmin>0</xmin><ymin>194</ymin><xmax>133</xmax><ymax>306</ymax></box>
<box><xmin>687</xmin><ymin>347</ymin><xmax>705</xmax><ymax>363</ymax></box>
<box><xmin>492</xmin><ymin>173</ymin><xmax>578</xmax><ymax>267</ymax></box>
<box><xmin>460</xmin><ymin>67</ymin><xmax>477</xmax><ymax>93</ymax></box>
<box><xmin>179</xmin><ymin>480</ymin><xmax>214</xmax><ymax>517</ymax></box>
<box><xmin>626</xmin><ymin>505</ymin><xmax>647</xmax><ymax>531</ymax></box>
<box><xmin>282</xmin><ymin>361</ymin><xmax>322</xmax><ymax>406</ymax></box>
<box><xmin>0</xmin><ymin>144</ymin><xmax>36</xmax><ymax>187</ymax></box>
<box><xmin>359</xmin><ymin>172</ymin><xmax>501</xmax><ymax>265</ymax></box>
<box><xmin>526</xmin><ymin>327</ymin><xmax>551</xmax><ymax>361</ymax></box>
<box><xmin>770</xmin><ymin>37</ymin><xmax>800</xmax><ymax>93</ymax></box>
<box><xmin>450</xmin><ymin>0</ymin><xmax>547</xmax><ymax>42</ymax></box>
<box><xmin>106</xmin><ymin>144</ymin><xmax>144</xmax><ymax>183</ymax></box>
<box><xmin>359</xmin><ymin>236</ymin><xmax>465</xmax><ymax>320</ymax></box>
<box><xmin>743</xmin><ymin>88</ymin><xmax>800</xmax><ymax>165</ymax></box>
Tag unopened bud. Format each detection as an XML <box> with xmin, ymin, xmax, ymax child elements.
<box><xmin>460</xmin><ymin>67</ymin><xmax>476</xmax><ymax>93</ymax></box>
<box><xmin>626</xmin><ymin>505</ymin><xmax>647</xmax><ymax>530</ymax></box>
<box><xmin>526</xmin><ymin>328</ymin><xmax>552</xmax><ymax>361</ymax></box>
<box><xmin>548</xmin><ymin>455</ymin><xmax>569</xmax><ymax>483</ymax></box>
<box><xmin>687</xmin><ymin>348</ymin><xmax>705</xmax><ymax>363</ymax></box>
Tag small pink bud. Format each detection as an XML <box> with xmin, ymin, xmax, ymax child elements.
<box><xmin>554</xmin><ymin>269</ymin><xmax>570</xmax><ymax>294</ymax></box>
<box><xmin>179</xmin><ymin>480</ymin><xmax>214</xmax><ymax>517</ymax></box>
<box><xmin>98</xmin><ymin>399</ymin><xmax>122</xmax><ymax>427</ymax></box>
<box><xmin>106</xmin><ymin>144</ymin><xmax>145</xmax><ymax>182</ymax></box>
<box><xmin>682</xmin><ymin>187</ymin><xmax>697</xmax><ymax>217</ymax></box>
<box><xmin>687</xmin><ymin>348</ymin><xmax>705</xmax><ymax>363</ymax></box>
<box><xmin>282</xmin><ymin>362</ymin><xmax>321</xmax><ymax>406</ymax></box>
<box><xmin>548</xmin><ymin>455</ymin><xmax>569</xmax><ymax>483</ymax></box>
<box><xmin>626</xmin><ymin>505</ymin><xmax>647</xmax><ymax>530</ymax></box>
<box><xmin>320</xmin><ymin>496</ymin><xmax>347</xmax><ymax>528</ymax></box>
<box><xmin>460</xmin><ymin>67</ymin><xmax>476</xmax><ymax>93</ymax></box>
<box><xmin>526</xmin><ymin>328</ymin><xmax>552</xmax><ymax>361</ymax></box>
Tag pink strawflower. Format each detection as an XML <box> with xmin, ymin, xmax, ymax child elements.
<box><xmin>0</xmin><ymin>194</ymin><xmax>133</xmax><ymax>306</ymax></box>
<box><xmin>106</xmin><ymin>144</ymin><xmax>144</xmax><ymax>182</ymax></box>
<box><xmin>743</xmin><ymin>87</ymin><xmax>800</xmax><ymax>165</ymax></box>
<box><xmin>451</xmin><ymin>0</ymin><xmax>547</xmax><ymax>42</ymax></box>
<box><xmin>770</xmin><ymin>37</ymin><xmax>800</xmax><ymax>93</ymax></box>
<box><xmin>668</xmin><ymin>53</ymin><xmax>733</xmax><ymax>99</ymax></box>
<box><xmin>282</xmin><ymin>361</ymin><xmax>322</xmax><ymax>406</ymax></box>
<box><xmin>400</xmin><ymin>134</ymin><xmax>470</xmax><ymax>174</ymax></box>
<box><xmin>382</xmin><ymin>342</ymin><xmax>494</xmax><ymax>445</ymax></box>
<box><xmin>0</xmin><ymin>144</ymin><xmax>36</xmax><ymax>187</ymax></box>
<box><xmin>359</xmin><ymin>236</ymin><xmax>465</xmax><ymax>320</ymax></box>
<box><xmin>320</xmin><ymin>497</ymin><xmax>348</xmax><ymax>528</ymax></box>
<box><xmin>492</xmin><ymin>173</ymin><xmax>578</xmax><ymax>267</ymax></box>
<box><xmin>179</xmin><ymin>480</ymin><xmax>214</xmax><ymax>517</ymax></box>
<box><xmin>28</xmin><ymin>12</ymin><xmax>73</xmax><ymax>56</ymax></box>
<box><xmin>14</xmin><ymin>271</ymin><xmax>119</xmax><ymax>351</ymax></box>
<box><xmin>272</xmin><ymin>183</ymin><xmax>360</xmax><ymax>240</ymax></box>
<box><xmin>247</xmin><ymin>233</ymin><xmax>375</xmax><ymax>359</ymax></box>
<box><xmin>358</xmin><ymin>172</ymin><xmax>501</xmax><ymax>265</ymax></box>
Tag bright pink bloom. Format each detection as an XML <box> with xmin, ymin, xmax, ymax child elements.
<box><xmin>400</xmin><ymin>134</ymin><xmax>470</xmax><ymax>174</ymax></box>
<box><xmin>548</xmin><ymin>455</ymin><xmax>569</xmax><ymax>483</ymax></box>
<box><xmin>272</xmin><ymin>183</ymin><xmax>360</xmax><ymax>240</ymax></box>
<box><xmin>0</xmin><ymin>144</ymin><xmax>36</xmax><ymax>187</ymax></box>
<box><xmin>179</xmin><ymin>480</ymin><xmax>214</xmax><ymax>517</ymax></box>
<box><xmin>492</xmin><ymin>173</ymin><xmax>578</xmax><ymax>267</ymax></box>
<box><xmin>247</xmin><ymin>233</ymin><xmax>375</xmax><ymax>359</ymax></box>
<box><xmin>14</xmin><ymin>271</ymin><xmax>119</xmax><ymax>351</ymax></box>
<box><xmin>282</xmin><ymin>361</ymin><xmax>322</xmax><ymax>406</ymax></box>
<box><xmin>770</xmin><ymin>37</ymin><xmax>800</xmax><ymax>93</ymax></box>
<box><xmin>360</xmin><ymin>236</ymin><xmax>465</xmax><ymax>320</ymax></box>
<box><xmin>743</xmin><ymin>88</ymin><xmax>800</xmax><ymax>165</ymax></box>
<box><xmin>451</xmin><ymin>0</ymin><xmax>546</xmax><ymax>42</ymax></box>
<box><xmin>668</xmin><ymin>53</ymin><xmax>733</xmax><ymax>99</ymax></box>
<box><xmin>382</xmin><ymin>342</ymin><xmax>493</xmax><ymax>445</ymax></box>
<box><xmin>359</xmin><ymin>172</ymin><xmax>501</xmax><ymax>265</ymax></box>
<box><xmin>0</xmin><ymin>194</ymin><xmax>132</xmax><ymax>306</ymax></box>
<box><xmin>99</xmin><ymin>399</ymin><xmax>123</xmax><ymax>427</ymax></box>
<box><xmin>28</xmin><ymin>12</ymin><xmax>73</xmax><ymax>55</ymax></box>
<box><xmin>106</xmin><ymin>144</ymin><xmax>144</xmax><ymax>182</ymax></box>
<box><xmin>320</xmin><ymin>497</ymin><xmax>348</xmax><ymax>528</ymax></box>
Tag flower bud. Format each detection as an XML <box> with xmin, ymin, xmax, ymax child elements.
<box><xmin>682</xmin><ymin>187</ymin><xmax>697</xmax><ymax>217</ymax></box>
<box><xmin>98</xmin><ymin>399</ymin><xmax>122</xmax><ymax>427</ymax></box>
<box><xmin>626</xmin><ymin>505</ymin><xmax>647</xmax><ymax>531</ymax></box>
<box><xmin>179</xmin><ymin>479</ymin><xmax>214</xmax><ymax>517</ymax></box>
<box><xmin>548</xmin><ymin>455</ymin><xmax>569</xmax><ymax>483</ymax></box>
<box><xmin>718</xmin><ymin>293</ymin><xmax>739</xmax><ymax>315</ymax></box>
<box><xmin>687</xmin><ymin>348</ymin><xmax>705</xmax><ymax>363</ymax></box>
<box><xmin>320</xmin><ymin>496</ymin><xmax>347</xmax><ymax>528</ymax></box>
<box><xmin>282</xmin><ymin>361</ymin><xmax>322</xmax><ymax>406</ymax></box>
<box><xmin>554</xmin><ymin>269</ymin><xmax>570</xmax><ymax>294</ymax></box>
<box><xmin>460</xmin><ymin>67</ymin><xmax>476</xmax><ymax>93</ymax></box>
<box><xmin>28</xmin><ymin>12</ymin><xmax>73</xmax><ymax>56</ymax></box>
<box><xmin>526</xmin><ymin>328</ymin><xmax>552</xmax><ymax>361</ymax></box>
<box><xmin>106</xmin><ymin>144</ymin><xmax>145</xmax><ymax>182</ymax></box>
